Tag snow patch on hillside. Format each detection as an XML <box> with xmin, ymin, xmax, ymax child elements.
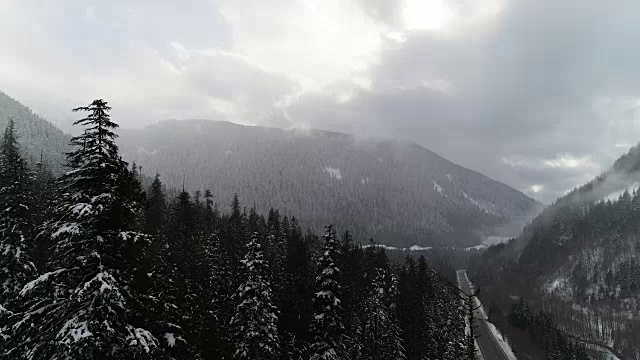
<box><xmin>465</xmin><ymin>236</ymin><xmax>512</xmax><ymax>251</ymax></box>
<box><xmin>446</xmin><ymin>173</ymin><xmax>453</xmax><ymax>180</ymax></box>
<box><xmin>463</xmin><ymin>192</ymin><xmax>479</xmax><ymax>206</ymax></box>
<box><xmin>362</xmin><ymin>244</ymin><xmax>432</xmax><ymax>252</ymax></box>
<box><xmin>323</xmin><ymin>166</ymin><xmax>343</xmax><ymax>180</ymax></box>
<box><xmin>361</xmin><ymin>177</ymin><xmax>369</xmax><ymax>185</ymax></box>
<box><xmin>362</xmin><ymin>244</ymin><xmax>400</xmax><ymax>251</ymax></box>
<box><xmin>409</xmin><ymin>245</ymin><xmax>432</xmax><ymax>251</ymax></box>
<box><xmin>485</xmin><ymin>236</ymin><xmax>512</xmax><ymax>246</ymax></box>
<box><xmin>547</xmin><ymin>279</ymin><xmax>561</xmax><ymax>292</ymax></box>
<box><xmin>543</xmin><ymin>275</ymin><xmax>573</xmax><ymax>300</ymax></box>
<box><xmin>462</xmin><ymin>192</ymin><xmax>500</xmax><ymax>215</ymax></box>
<box><xmin>433</xmin><ymin>181</ymin><xmax>446</xmax><ymax>196</ymax></box>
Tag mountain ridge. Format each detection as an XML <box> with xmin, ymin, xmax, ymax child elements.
<box><xmin>0</xmin><ymin>90</ymin><xmax>541</xmax><ymax>248</ymax></box>
<box><xmin>118</xmin><ymin>118</ymin><xmax>541</xmax><ymax>247</ymax></box>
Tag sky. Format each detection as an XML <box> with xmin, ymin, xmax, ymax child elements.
<box><xmin>2</xmin><ymin>0</ymin><xmax>640</xmax><ymax>203</ymax></box>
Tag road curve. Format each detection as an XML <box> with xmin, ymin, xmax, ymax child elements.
<box><xmin>457</xmin><ymin>270</ymin><xmax>513</xmax><ymax>360</ymax></box>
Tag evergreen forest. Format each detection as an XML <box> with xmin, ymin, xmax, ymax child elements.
<box><xmin>0</xmin><ymin>100</ymin><xmax>472</xmax><ymax>359</ymax></box>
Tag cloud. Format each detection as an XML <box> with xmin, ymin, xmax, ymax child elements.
<box><xmin>265</xmin><ymin>0</ymin><xmax>640</xmax><ymax>203</ymax></box>
<box><xmin>501</xmin><ymin>155</ymin><xmax>599</xmax><ymax>170</ymax></box>
<box><xmin>402</xmin><ymin>0</ymin><xmax>454</xmax><ymax>31</ymax></box>
<box><xmin>543</xmin><ymin>155</ymin><xmax>599</xmax><ymax>170</ymax></box>
<box><xmin>3</xmin><ymin>0</ymin><xmax>640</xmax><ymax>203</ymax></box>
<box><xmin>529</xmin><ymin>185</ymin><xmax>543</xmax><ymax>194</ymax></box>
<box><xmin>85</xmin><ymin>5</ymin><xmax>97</xmax><ymax>24</ymax></box>
<box><xmin>218</xmin><ymin>0</ymin><xmax>388</xmax><ymax>91</ymax></box>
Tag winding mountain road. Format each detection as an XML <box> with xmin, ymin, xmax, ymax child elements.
<box><xmin>457</xmin><ymin>270</ymin><xmax>513</xmax><ymax>360</ymax></box>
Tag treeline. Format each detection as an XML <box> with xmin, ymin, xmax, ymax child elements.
<box><xmin>508</xmin><ymin>300</ymin><xmax>589</xmax><ymax>360</ymax></box>
<box><xmin>0</xmin><ymin>100</ymin><xmax>471</xmax><ymax>359</ymax></box>
<box><xmin>118</xmin><ymin>118</ymin><xmax>538</xmax><ymax>248</ymax></box>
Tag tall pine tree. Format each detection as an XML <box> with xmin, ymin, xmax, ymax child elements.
<box><xmin>0</xmin><ymin>119</ymin><xmax>36</xmax><ymax>310</ymax></box>
<box><xmin>8</xmin><ymin>100</ymin><xmax>162</xmax><ymax>359</ymax></box>
<box><xmin>310</xmin><ymin>225</ymin><xmax>345</xmax><ymax>360</ymax></box>
<box><xmin>360</xmin><ymin>269</ymin><xmax>405</xmax><ymax>360</ymax></box>
<box><xmin>230</xmin><ymin>232</ymin><xmax>280</xmax><ymax>360</ymax></box>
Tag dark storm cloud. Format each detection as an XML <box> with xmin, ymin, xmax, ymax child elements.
<box><xmin>279</xmin><ymin>0</ymin><xmax>640</xmax><ymax>203</ymax></box>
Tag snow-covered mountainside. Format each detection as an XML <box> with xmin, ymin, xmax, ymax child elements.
<box><xmin>473</xmin><ymin>144</ymin><xmax>640</xmax><ymax>359</ymax></box>
<box><xmin>0</xmin><ymin>91</ymin><xmax>539</xmax><ymax>247</ymax></box>
<box><xmin>0</xmin><ymin>91</ymin><xmax>69</xmax><ymax>172</ymax></box>
<box><xmin>118</xmin><ymin>119</ymin><xmax>540</xmax><ymax>247</ymax></box>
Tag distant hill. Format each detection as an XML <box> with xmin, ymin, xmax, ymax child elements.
<box><xmin>0</xmin><ymin>91</ymin><xmax>69</xmax><ymax>171</ymax></box>
<box><xmin>118</xmin><ymin>119</ymin><xmax>540</xmax><ymax>247</ymax></box>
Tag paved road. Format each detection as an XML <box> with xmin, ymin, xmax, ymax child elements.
<box><xmin>457</xmin><ymin>270</ymin><xmax>512</xmax><ymax>360</ymax></box>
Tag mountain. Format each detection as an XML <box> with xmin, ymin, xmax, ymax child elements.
<box><xmin>118</xmin><ymin>119</ymin><xmax>540</xmax><ymax>247</ymax></box>
<box><xmin>0</xmin><ymin>92</ymin><xmax>539</xmax><ymax>248</ymax></box>
<box><xmin>0</xmin><ymin>91</ymin><xmax>69</xmax><ymax>171</ymax></box>
<box><xmin>471</xmin><ymin>144</ymin><xmax>640</xmax><ymax>359</ymax></box>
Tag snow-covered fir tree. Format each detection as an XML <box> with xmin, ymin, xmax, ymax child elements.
<box><xmin>360</xmin><ymin>269</ymin><xmax>405</xmax><ymax>360</ymax></box>
<box><xmin>310</xmin><ymin>225</ymin><xmax>346</xmax><ymax>360</ymax></box>
<box><xmin>0</xmin><ymin>119</ymin><xmax>36</xmax><ymax>309</ymax></box>
<box><xmin>230</xmin><ymin>232</ymin><xmax>280</xmax><ymax>360</ymax></box>
<box><xmin>6</xmin><ymin>100</ymin><xmax>161</xmax><ymax>359</ymax></box>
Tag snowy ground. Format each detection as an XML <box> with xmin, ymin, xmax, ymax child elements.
<box><xmin>465</xmin><ymin>236</ymin><xmax>512</xmax><ymax>251</ymax></box>
<box><xmin>605</xmin><ymin>352</ymin><xmax>621</xmax><ymax>360</ymax></box>
<box><xmin>462</xmin><ymin>271</ymin><xmax>517</xmax><ymax>360</ymax></box>
<box><xmin>361</xmin><ymin>244</ymin><xmax>432</xmax><ymax>252</ymax></box>
<box><xmin>486</xmin><ymin>322</ymin><xmax>517</xmax><ymax>360</ymax></box>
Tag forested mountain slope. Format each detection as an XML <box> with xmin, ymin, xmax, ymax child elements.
<box><xmin>471</xmin><ymin>144</ymin><xmax>640</xmax><ymax>359</ymax></box>
<box><xmin>0</xmin><ymin>91</ymin><xmax>69</xmax><ymax>172</ymax></box>
<box><xmin>0</xmin><ymin>99</ymin><xmax>473</xmax><ymax>359</ymax></box>
<box><xmin>118</xmin><ymin>119</ymin><xmax>539</xmax><ymax>247</ymax></box>
<box><xmin>0</xmin><ymin>91</ymin><xmax>539</xmax><ymax>247</ymax></box>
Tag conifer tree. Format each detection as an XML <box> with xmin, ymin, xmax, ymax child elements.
<box><xmin>310</xmin><ymin>225</ymin><xmax>345</xmax><ymax>360</ymax></box>
<box><xmin>0</xmin><ymin>119</ymin><xmax>36</xmax><ymax>309</ymax></box>
<box><xmin>360</xmin><ymin>269</ymin><xmax>405</xmax><ymax>360</ymax></box>
<box><xmin>281</xmin><ymin>217</ymin><xmax>313</xmax><ymax>357</ymax></box>
<box><xmin>203</xmin><ymin>189</ymin><xmax>215</xmax><ymax>236</ymax></box>
<box><xmin>397</xmin><ymin>257</ymin><xmax>429</xmax><ymax>359</ymax></box>
<box><xmin>204</xmin><ymin>227</ymin><xmax>231</xmax><ymax>359</ymax></box>
<box><xmin>230</xmin><ymin>232</ymin><xmax>280</xmax><ymax>360</ymax></box>
<box><xmin>166</xmin><ymin>190</ymin><xmax>206</xmax><ymax>339</ymax></box>
<box><xmin>144</xmin><ymin>174</ymin><xmax>167</xmax><ymax>237</ymax></box>
<box><xmin>30</xmin><ymin>152</ymin><xmax>56</xmax><ymax>269</ymax></box>
<box><xmin>8</xmin><ymin>100</ymin><xmax>162</xmax><ymax>359</ymax></box>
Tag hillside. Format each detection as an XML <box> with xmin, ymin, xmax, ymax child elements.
<box><xmin>0</xmin><ymin>92</ymin><xmax>540</xmax><ymax>248</ymax></box>
<box><xmin>118</xmin><ymin>119</ymin><xmax>540</xmax><ymax>247</ymax></box>
<box><xmin>471</xmin><ymin>144</ymin><xmax>640</xmax><ymax>359</ymax></box>
<box><xmin>0</xmin><ymin>91</ymin><xmax>69</xmax><ymax>171</ymax></box>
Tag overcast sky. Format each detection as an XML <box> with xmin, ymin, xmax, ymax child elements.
<box><xmin>3</xmin><ymin>0</ymin><xmax>640</xmax><ymax>203</ymax></box>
